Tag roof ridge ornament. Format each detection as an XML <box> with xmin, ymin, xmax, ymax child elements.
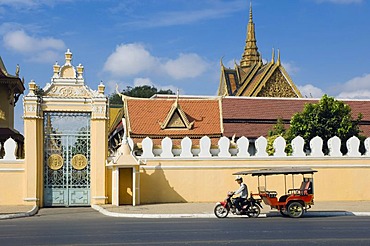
<box><xmin>160</xmin><ymin>93</ymin><xmax>194</xmax><ymax>130</ymax></box>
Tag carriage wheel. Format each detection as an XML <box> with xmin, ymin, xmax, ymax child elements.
<box><xmin>287</xmin><ymin>202</ymin><xmax>304</xmax><ymax>218</ymax></box>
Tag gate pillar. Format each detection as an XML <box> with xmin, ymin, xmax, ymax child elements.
<box><xmin>23</xmin><ymin>81</ymin><xmax>43</xmax><ymax>207</ymax></box>
<box><xmin>91</xmin><ymin>88</ymin><xmax>108</xmax><ymax>204</ymax></box>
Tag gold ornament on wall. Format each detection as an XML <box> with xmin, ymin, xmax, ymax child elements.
<box><xmin>71</xmin><ymin>154</ymin><xmax>88</xmax><ymax>170</ymax></box>
<box><xmin>48</xmin><ymin>154</ymin><xmax>64</xmax><ymax>170</ymax></box>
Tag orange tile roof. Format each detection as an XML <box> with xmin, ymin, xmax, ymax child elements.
<box><xmin>126</xmin><ymin>98</ymin><xmax>222</xmax><ymax>138</ymax></box>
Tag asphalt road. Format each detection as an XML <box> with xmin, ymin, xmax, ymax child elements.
<box><xmin>0</xmin><ymin>208</ymin><xmax>370</xmax><ymax>245</ymax></box>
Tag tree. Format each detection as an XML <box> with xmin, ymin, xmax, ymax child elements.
<box><xmin>286</xmin><ymin>94</ymin><xmax>363</xmax><ymax>154</ymax></box>
<box><xmin>267</xmin><ymin>118</ymin><xmax>291</xmax><ymax>155</ymax></box>
<box><xmin>109</xmin><ymin>85</ymin><xmax>175</xmax><ymax>106</ymax></box>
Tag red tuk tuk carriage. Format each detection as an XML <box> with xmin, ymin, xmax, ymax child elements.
<box><xmin>233</xmin><ymin>167</ymin><xmax>317</xmax><ymax>218</ymax></box>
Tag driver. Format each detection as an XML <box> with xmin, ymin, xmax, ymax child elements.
<box><xmin>234</xmin><ymin>176</ymin><xmax>248</xmax><ymax>214</ymax></box>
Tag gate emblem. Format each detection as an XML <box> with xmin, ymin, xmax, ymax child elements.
<box><xmin>72</xmin><ymin>154</ymin><xmax>88</xmax><ymax>170</ymax></box>
<box><xmin>48</xmin><ymin>154</ymin><xmax>64</xmax><ymax>170</ymax></box>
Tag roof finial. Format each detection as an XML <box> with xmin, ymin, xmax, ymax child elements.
<box><xmin>277</xmin><ymin>49</ymin><xmax>281</xmax><ymax>66</ymax></box>
<box><xmin>15</xmin><ymin>64</ymin><xmax>20</xmax><ymax>77</ymax></box>
<box><xmin>220</xmin><ymin>56</ymin><xmax>224</xmax><ymax>67</ymax></box>
<box><xmin>271</xmin><ymin>48</ymin><xmax>275</xmax><ymax>64</ymax></box>
<box><xmin>175</xmin><ymin>89</ymin><xmax>180</xmax><ymax>106</ymax></box>
<box><xmin>249</xmin><ymin>0</ymin><xmax>253</xmax><ymax>22</ymax></box>
<box><xmin>240</xmin><ymin>0</ymin><xmax>260</xmax><ymax>68</ymax></box>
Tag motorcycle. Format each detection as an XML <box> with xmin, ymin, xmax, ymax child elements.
<box><xmin>214</xmin><ymin>191</ymin><xmax>262</xmax><ymax>218</ymax></box>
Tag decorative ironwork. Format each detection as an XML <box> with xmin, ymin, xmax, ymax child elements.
<box><xmin>43</xmin><ymin>112</ymin><xmax>91</xmax><ymax>206</ymax></box>
<box><xmin>48</xmin><ymin>154</ymin><xmax>64</xmax><ymax>170</ymax></box>
<box><xmin>72</xmin><ymin>154</ymin><xmax>87</xmax><ymax>170</ymax></box>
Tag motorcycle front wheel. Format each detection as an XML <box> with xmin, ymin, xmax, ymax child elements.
<box><xmin>246</xmin><ymin>205</ymin><xmax>261</xmax><ymax>218</ymax></box>
<box><xmin>214</xmin><ymin>204</ymin><xmax>229</xmax><ymax>218</ymax></box>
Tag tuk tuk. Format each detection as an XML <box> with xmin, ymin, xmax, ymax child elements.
<box><xmin>233</xmin><ymin>167</ymin><xmax>317</xmax><ymax>218</ymax></box>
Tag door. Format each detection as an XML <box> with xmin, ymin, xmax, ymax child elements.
<box><xmin>43</xmin><ymin>112</ymin><xmax>91</xmax><ymax>207</ymax></box>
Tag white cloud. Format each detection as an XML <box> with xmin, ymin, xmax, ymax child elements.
<box><xmin>3</xmin><ymin>30</ymin><xmax>65</xmax><ymax>52</ymax></box>
<box><xmin>163</xmin><ymin>53</ymin><xmax>208</xmax><ymax>80</ymax></box>
<box><xmin>2</xmin><ymin>29</ymin><xmax>66</xmax><ymax>63</ymax></box>
<box><xmin>120</xmin><ymin>1</ymin><xmax>245</xmax><ymax>28</ymax></box>
<box><xmin>103</xmin><ymin>43</ymin><xmax>157</xmax><ymax>76</ymax></box>
<box><xmin>104</xmin><ymin>77</ymin><xmax>179</xmax><ymax>95</ymax></box>
<box><xmin>282</xmin><ymin>61</ymin><xmax>300</xmax><ymax>75</ymax></box>
<box><xmin>103</xmin><ymin>43</ymin><xmax>210</xmax><ymax>80</ymax></box>
<box><xmin>336</xmin><ymin>73</ymin><xmax>370</xmax><ymax>99</ymax></box>
<box><xmin>133</xmin><ymin>77</ymin><xmax>154</xmax><ymax>87</ymax></box>
<box><xmin>0</xmin><ymin>0</ymin><xmax>71</xmax><ymax>9</ymax></box>
<box><xmin>315</xmin><ymin>0</ymin><xmax>362</xmax><ymax>4</ymax></box>
<box><xmin>337</xmin><ymin>90</ymin><xmax>370</xmax><ymax>99</ymax></box>
<box><xmin>298</xmin><ymin>84</ymin><xmax>325</xmax><ymax>98</ymax></box>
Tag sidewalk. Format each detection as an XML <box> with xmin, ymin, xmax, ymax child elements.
<box><xmin>1</xmin><ymin>201</ymin><xmax>370</xmax><ymax>220</ymax></box>
<box><xmin>0</xmin><ymin>205</ymin><xmax>38</xmax><ymax>220</ymax></box>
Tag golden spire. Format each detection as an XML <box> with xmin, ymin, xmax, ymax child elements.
<box><xmin>240</xmin><ymin>1</ymin><xmax>260</xmax><ymax>68</ymax></box>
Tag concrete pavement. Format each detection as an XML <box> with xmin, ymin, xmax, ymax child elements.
<box><xmin>1</xmin><ymin>201</ymin><xmax>370</xmax><ymax>219</ymax></box>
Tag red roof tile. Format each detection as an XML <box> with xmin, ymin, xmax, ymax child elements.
<box><xmin>126</xmin><ymin>98</ymin><xmax>222</xmax><ymax>138</ymax></box>
<box><xmin>222</xmin><ymin>97</ymin><xmax>370</xmax><ymax>138</ymax></box>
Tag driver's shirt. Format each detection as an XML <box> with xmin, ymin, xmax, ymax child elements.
<box><xmin>235</xmin><ymin>183</ymin><xmax>248</xmax><ymax>198</ymax></box>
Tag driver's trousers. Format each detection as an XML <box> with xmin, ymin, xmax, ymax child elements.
<box><xmin>234</xmin><ymin>197</ymin><xmax>246</xmax><ymax>211</ymax></box>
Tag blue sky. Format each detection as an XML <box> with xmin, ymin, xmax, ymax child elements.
<box><xmin>1</xmin><ymin>0</ymin><xmax>370</xmax><ymax>132</ymax></box>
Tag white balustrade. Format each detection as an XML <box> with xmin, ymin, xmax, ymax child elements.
<box><xmin>255</xmin><ymin>136</ymin><xmax>268</xmax><ymax>157</ymax></box>
<box><xmin>365</xmin><ymin>137</ymin><xmax>370</xmax><ymax>157</ymax></box>
<box><xmin>328</xmin><ymin>136</ymin><xmax>342</xmax><ymax>157</ymax></box>
<box><xmin>218</xmin><ymin>136</ymin><xmax>231</xmax><ymax>157</ymax></box>
<box><xmin>273</xmin><ymin>136</ymin><xmax>286</xmax><ymax>157</ymax></box>
<box><xmin>141</xmin><ymin>137</ymin><xmax>154</xmax><ymax>158</ymax></box>
<box><xmin>122</xmin><ymin>135</ymin><xmax>370</xmax><ymax>160</ymax></box>
<box><xmin>291</xmin><ymin>136</ymin><xmax>305</xmax><ymax>157</ymax></box>
<box><xmin>310</xmin><ymin>136</ymin><xmax>324</xmax><ymax>157</ymax></box>
<box><xmin>3</xmin><ymin>138</ymin><xmax>17</xmax><ymax>160</ymax></box>
<box><xmin>236</xmin><ymin>136</ymin><xmax>250</xmax><ymax>157</ymax></box>
<box><xmin>160</xmin><ymin>137</ymin><xmax>174</xmax><ymax>158</ymax></box>
<box><xmin>180</xmin><ymin>137</ymin><xmax>193</xmax><ymax>157</ymax></box>
<box><xmin>199</xmin><ymin>136</ymin><xmax>212</xmax><ymax>157</ymax></box>
<box><xmin>346</xmin><ymin>136</ymin><xmax>361</xmax><ymax>157</ymax></box>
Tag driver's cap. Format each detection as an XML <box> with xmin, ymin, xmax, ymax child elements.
<box><xmin>235</xmin><ymin>176</ymin><xmax>242</xmax><ymax>181</ymax></box>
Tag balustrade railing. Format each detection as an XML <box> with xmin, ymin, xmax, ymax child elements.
<box><xmin>0</xmin><ymin>137</ymin><xmax>18</xmax><ymax>160</ymax></box>
<box><xmin>136</xmin><ymin>135</ymin><xmax>370</xmax><ymax>159</ymax></box>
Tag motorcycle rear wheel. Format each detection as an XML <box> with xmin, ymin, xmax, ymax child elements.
<box><xmin>246</xmin><ymin>205</ymin><xmax>261</xmax><ymax>218</ymax></box>
<box><xmin>214</xmin><ymin>204</ymin><xmax>229</xmax><ymax>218</ymax></box>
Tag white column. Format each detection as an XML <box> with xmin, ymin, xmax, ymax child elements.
<box><xmin>112</xmin><ymin>166</ymin><xmax>120</xmax><ymax>206</ymax></box>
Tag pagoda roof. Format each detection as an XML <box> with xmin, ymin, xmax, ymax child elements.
<box><xmin>0</xmin><ymin>56</ymin><xmax>25</xmax><ymax>94</ymax></box>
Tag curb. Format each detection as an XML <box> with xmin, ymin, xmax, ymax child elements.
<box><xmin>0</xmin><ymin>205</ymin><xmax>38</xmax><ymax>220</ymax></box>
<box><xmin>91</xmin><ymin>205</ymin><xmax>215</xmax><ymax>218</ymax></box>
<box><xmin>92</xmin><ymin>205</ymin><xmax>370</xmax><ymax>219</ymax></box>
